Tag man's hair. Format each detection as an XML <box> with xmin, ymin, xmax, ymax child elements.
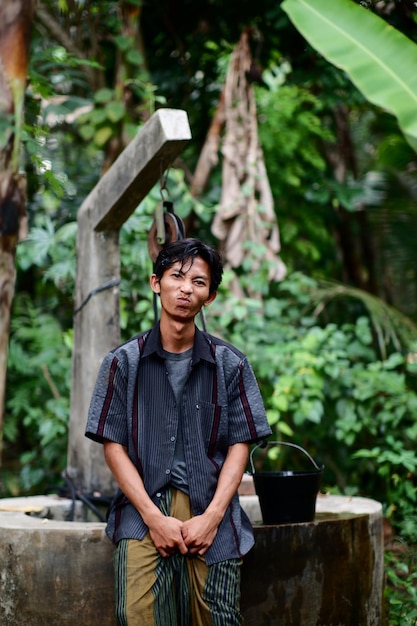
<box><xmin>154</xmin><ymin>238</ymin><xmax>223</xmax><ymax>294</ymax></box>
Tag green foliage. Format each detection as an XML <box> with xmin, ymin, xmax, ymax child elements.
<box><xmin>309</xmin><ymin>280</ymin><xmax>417</xmax><ymax>358</ymax></box>
<box><xmin>256</xmin><ymin>75</ymin><xmax>341</xmax><ymax>276</ymax></box>
<box><xmin>3</xmin><ymin>212</ymin><xmax>77</xmax><ymax>495</ymax></box>
<box><xmin>76</xmin><ymin>79</ymin><xmax>166</xmax><ymax>147</ymax></box>
<box><xmin>28</xmin><ymin>44</ymin><xmax>96</xmax><ymax>99</ymax></box>
<box><xmin>208</xmin><ymin>270</ymin><xmax>417</xmax><ymax>531</ymax></box>
<box><xmin>18</xmin><ymin>215</ymin><xmax>77</xmax><ymax>294</ymax></box>
<box><xmin>257</xmin><ymin>76</ymin><xmax>332</xmax><ymax>185</ymax></box>
<box><xmin>385</xmin><ymin>515</ymin><xmax>417</xmax><ymax>626</ymax></box>
<box><xmin>3</xmin><ymin>295</ymin><xmax>72</xmax><ymax>495</ymax></box>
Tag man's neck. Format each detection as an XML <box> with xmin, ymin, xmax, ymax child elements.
<box><xmin>159</xmin><ymin>317</ymin><xmax>195</xmax><ymax>353</ymax></box>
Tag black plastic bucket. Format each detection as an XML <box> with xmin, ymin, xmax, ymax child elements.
<box><xmin>249</xmin><ymin>441</ymin><xmax>324</xmax><ymax>525</ymax></box>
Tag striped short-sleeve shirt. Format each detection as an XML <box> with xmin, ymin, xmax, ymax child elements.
<box><xmin>85</xmin><ymin>323</ymin><xmax>271</xmax><ymax>565</ymax></box>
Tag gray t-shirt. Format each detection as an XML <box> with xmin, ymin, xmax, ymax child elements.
<box><xmin>162</xmin><ymin>347</ymin><xmax>193</xmax><ymax>494</ymax></box>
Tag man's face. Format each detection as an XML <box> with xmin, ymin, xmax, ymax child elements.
<box><xmin>150</xmin><ymin>256</ymin><xmax>217</xmax><ymax>322</ymax></box>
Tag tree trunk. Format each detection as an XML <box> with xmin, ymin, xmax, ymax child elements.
<box><xmin>324</xmin><ymin>104</ymin><xmax>377</xmax><ymax>292</ymax></box>
<box><xmin>0</xmin><ymin>0</ymin><xmax>33</xmax><ymax>463</ymax></box>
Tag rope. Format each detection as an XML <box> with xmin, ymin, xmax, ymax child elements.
<box><xmin>73</xmin><ymin>279</ymin><xmax>121</xmax><ymax>317</ymax></box>
<box><xmin>46</xmin><ymin>471</ymin><xmax>112</xmax><ymax>523</ymax></box>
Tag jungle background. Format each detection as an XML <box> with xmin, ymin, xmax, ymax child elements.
<box><xmin>1</xmin><ymin>0</ymin><xmax>417</xmax><ymax>622</ymax></box>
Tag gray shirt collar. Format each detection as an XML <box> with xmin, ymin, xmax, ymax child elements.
<box><xmin>141</xmin><ymin>321</ymin><xmax>216</xmax><ymax>366</ymax></box>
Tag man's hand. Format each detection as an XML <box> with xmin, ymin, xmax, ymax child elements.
<box><xmin>181</xmin><ymin>512</ymin><xmax>220</xmax><ymax>556</ymax></box>
<box><xmin>147</xmin><ymin>512</ymin><xmax>189</xmax><ymax>558</ymax></box>
<box><xmin>180</xmin><ymin>442</ymin><xmax>250</xmax><ymax>556</ymax></box>
<box><xmin>103</xmin><ymin>441</ymin><xmax>189</xmax><ymax>558</ymax></box>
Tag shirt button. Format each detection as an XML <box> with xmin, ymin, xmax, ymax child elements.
<box><xmin>165</xmin><ymin>469</ymin><xmax>171</xmax><ymax>475</ymax></box>
<box><xmin>170</xmin><ymin>436</ymin><xmax>176</xmax><ymax>442</ymax></box>
<box><xmin>156</xmin><ymin>492</ymin><xmax>162</xmax><ymax>498</ymax></box>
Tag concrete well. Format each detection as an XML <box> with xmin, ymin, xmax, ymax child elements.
<box><xmin>241</xmin><ymin>493</ymin><xmax>384</xmax><ymax>626</ymax></box>
<box><xmin>0</xmin><ymin>493</ymin><xmax>384</xmax><ymax>626</ymax></box>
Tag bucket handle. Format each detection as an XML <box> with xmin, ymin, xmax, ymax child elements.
<box><xmin>249</xmin><ymin>440</ymin><xmax>322</xmax><ymax>475</ymax></box>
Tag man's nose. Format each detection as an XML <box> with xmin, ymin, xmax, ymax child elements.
<box><xmin>180</xmin><ymin>280</ymin><xmax>193</xmax><ymax>293</ymax></box>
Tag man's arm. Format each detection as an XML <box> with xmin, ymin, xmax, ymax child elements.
<box><xmin>103</xmin><ymin>440</ymin><xmax>188</xmax><ymax>557</ymax></box>
<box><xmin>181</xmin><ymin>442</ymin><xmax>249</xmax><ymax>555</ymax></box>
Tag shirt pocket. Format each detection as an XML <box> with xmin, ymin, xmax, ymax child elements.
<box><xmin>196</xmin><ymin>399</ymin><xmax>229</xmax><ymax>453</ymax></box>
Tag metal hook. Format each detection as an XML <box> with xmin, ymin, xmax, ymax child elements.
<box><xmin>159</xmin><ymin>160</ymin><xmax>170</xmax><ymax>202</ymax></box>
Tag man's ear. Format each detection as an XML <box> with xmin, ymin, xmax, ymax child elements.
<box><xmin>204</xmin><ymin>290</ymin><xmax>217</xmax><ymax>306</ymax></box>
<box><xmin>150</xmin><ymin>274</ymin><xmax>161</xmax><ymax>294</ymax></box>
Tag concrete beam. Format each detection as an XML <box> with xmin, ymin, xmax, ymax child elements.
<box><xmin>80</xmin><ymin>108</ymin><xmax>192</xmax><ymax>231</ymax></box>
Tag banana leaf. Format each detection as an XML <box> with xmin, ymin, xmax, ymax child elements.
<box><xmin>281</xmin><ymin>0</ymin><xmax>417</xmax><ymax>154</ymax></box>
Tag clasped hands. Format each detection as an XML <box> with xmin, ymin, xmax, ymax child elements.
<box><xmin>149</xmin><ymin>513</ymin><xmax>218</xmax><ymax>559</ymax></box>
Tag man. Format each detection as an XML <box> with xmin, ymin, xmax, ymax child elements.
<box><xmin>85</xmin><ymin>238</ymin><xmax>271</xmax><ymax>626</ymax></box>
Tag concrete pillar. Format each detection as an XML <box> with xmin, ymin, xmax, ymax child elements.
<box><xmin>67</xmin><ymin>109</ymin><xmax>191</xmax><ymax>495</ymax></box>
